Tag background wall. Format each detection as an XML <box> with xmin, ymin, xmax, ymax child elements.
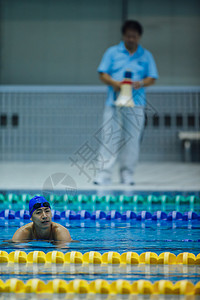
<box><xmin>0</xmin><ymin>0</ymin><xmax>200</xmax><ymax>85</ymax></box>
<box><xmin>129</xmin><ymin>0</ymin><xmax>200</xmax><ymax>85</ymax></box>
<box><xmin>0</xmin><ymin>0</ymin><xmax>122</xmax><ymax>84</ymax></box>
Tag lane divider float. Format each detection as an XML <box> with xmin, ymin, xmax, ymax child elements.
<box><xmin>0</xmin><ymin>279</ymin><xmax>199</xmax><ymax>294</ymax></box>
<box><xmin>0</xmin><ymin>194</ymin><xmax>199</xmax><ymax>205</ymax></box>
<box><xmin>0</xmin><ymin>251</ymin><xmax>199</xmax><ymax>265</ymax></box>
<box><xmin>0</xmin><ymin>210</ymin><xmax>199</xmax><ymax>221</ymax></box>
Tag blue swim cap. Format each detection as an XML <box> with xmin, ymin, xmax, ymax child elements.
<box><xmin>29</xmin><ymin>196</ymin><xmax>51</xmax><ymax>217</ymax></box>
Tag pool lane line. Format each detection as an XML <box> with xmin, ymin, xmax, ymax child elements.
<box><xmin>0</xmin><ymin>250</ymin><xmax>199</xmax><ymax>265</ymax></box>
<box><xmin>0</xmin><ymin>278</ymin><xmax>200</xmax><ymax>294</ymax></box>
<box><xmin>0</xmin><ymin>210</ymin><xmax>200</xmax><ymax>221</ymax></box>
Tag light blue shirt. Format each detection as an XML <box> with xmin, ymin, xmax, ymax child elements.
<box><xmin>98</xmin><ymin>41</ymin><xmax>159</xmax><ymax>106</ymax></box>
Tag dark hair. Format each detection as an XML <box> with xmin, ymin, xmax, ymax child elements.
<box><xmin>121</xmin><ymin>20</ymin><xmax>143</xmax><ymax>36</ymax></box>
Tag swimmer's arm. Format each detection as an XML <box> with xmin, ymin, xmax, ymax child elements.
<box><xmin>11</xmin><ymin>227</ymin><xmax>31</xmax><ymax>242</ymax></box>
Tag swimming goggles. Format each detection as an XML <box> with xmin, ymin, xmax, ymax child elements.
<box><xmin>30</xmin><ymin>202</ymin><xmax>51</xmax><ymax>214</ymax></box>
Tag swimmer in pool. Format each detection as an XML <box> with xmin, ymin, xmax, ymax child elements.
<box><xmin>12</xmin><ymin>196</ymin><xmax>72</xmax><ymax>244</ymax></box>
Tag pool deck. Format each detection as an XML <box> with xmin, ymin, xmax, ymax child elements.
<box><xmin>1</xmin><ymin>161</ymin><xmax>200</xmax><ymax>193</ymax></box>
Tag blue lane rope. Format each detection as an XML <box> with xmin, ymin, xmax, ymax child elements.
<box><xmin>0</xmin><ymin>210</ymin><xmax>199</xmax><ymax>221</ymax></box>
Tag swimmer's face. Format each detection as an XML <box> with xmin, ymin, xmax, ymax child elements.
<box><xmin>123</xmin><ymin>29</ymin><xmax>141</xmax><ymax>51</ymax></box>
<box><xmin>31</xmin><ymin>206</ymin><xmax>52</xmax><ymax>228</ymax></box>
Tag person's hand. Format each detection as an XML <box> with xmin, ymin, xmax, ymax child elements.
<box><xmin>132</xmin><ymin>81</ymin><xmax>144</xmax><ymax>90</ymax></box>
<box><xmin>112</xmin><ymin>81</ymin><xmax>121</xmax><ymax>92</ymax></box>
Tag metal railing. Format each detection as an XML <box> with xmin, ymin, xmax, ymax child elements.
<box><xmin>0</xmin><ymin>85</ymin><xmax>199</xmax><ymax>161</ymax></box>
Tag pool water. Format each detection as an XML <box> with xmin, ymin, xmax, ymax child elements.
<box><xmin>1</xmin><ymin>219</ymin><xmax>200</xmax><ymax>253</ymax></box>
<box><xmin>0</xmin><ymin>219</ymin><xmax>199</xmax><ymax>284</ymax></box>
<box><xmin>0</xmin><ymin>191</ymin><xmax>200</xmax><ymax>299</ymax></box>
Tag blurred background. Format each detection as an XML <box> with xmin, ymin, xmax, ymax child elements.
<box><xmin>0</xmin><ymin>0</ymin><xmax>200</xmax><ymax>190</ymax></box>
<box><xmin>1</xmin><ymin>0</ymin><xmax>200</xmax><ymax>85</ymax></box>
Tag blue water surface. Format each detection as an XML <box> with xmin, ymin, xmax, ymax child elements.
<box><xmin>1</xmin><ymin>219</ymin><xmax>200</xmax><ymax>254</ymax></box>
<box><xmin>0</xmin><ymin>219</ymin><xmax>199</xmax><ymax>284</ymax></box>
<box><xmin>0</xmin><ymin>189</ymin><xmax>200</xmax><ymax>294</ymax></box>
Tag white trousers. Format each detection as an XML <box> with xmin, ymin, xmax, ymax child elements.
<box><xmin>95</xmin><ymin>105</ymin><xmax>145</xmax><ymax>182</ymax></box>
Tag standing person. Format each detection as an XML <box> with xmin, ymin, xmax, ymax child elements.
<box><xmin>94</xmin><ymin>20</ymin><xmax>158</xmax><ymax>185</ymax></box>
